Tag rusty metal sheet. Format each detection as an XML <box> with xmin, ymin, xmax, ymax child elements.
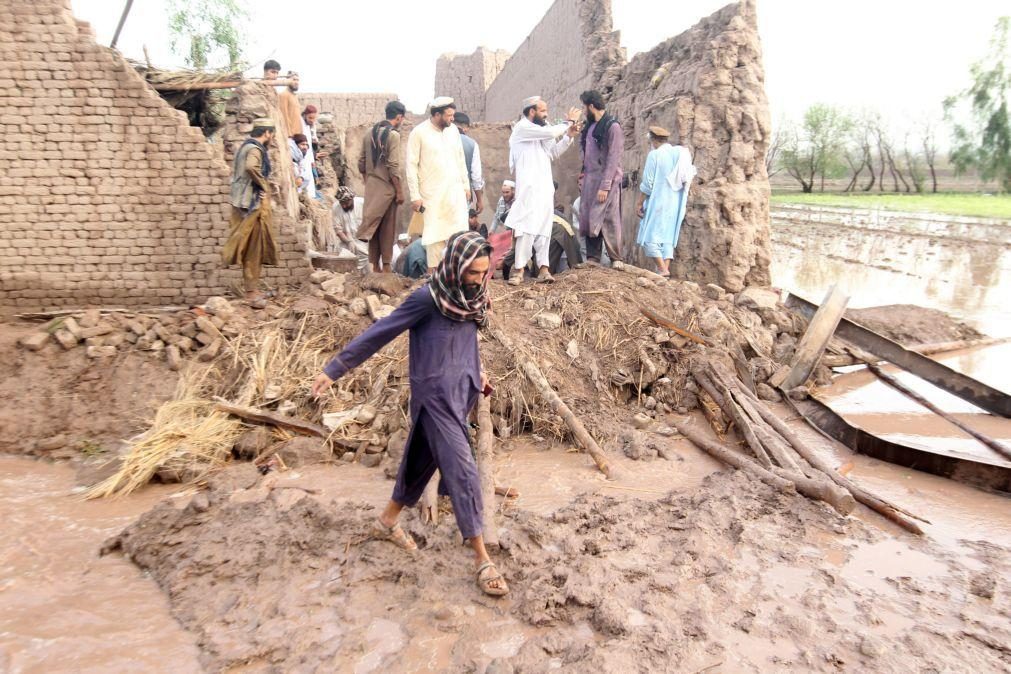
<box><xmin>786</xmin><ymin>395</ymin><xmax>1011</xmax><ymax>493</ymax></box>
<box><xmin>786</xmin><ymin>293</ymin><xmax>1011</xmax><ymax>418</ymax></box>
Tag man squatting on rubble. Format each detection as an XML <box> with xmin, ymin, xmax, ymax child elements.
<box><xmin>578</xmin><ymin>90</ymin><xmax>624</xmax><ymax>266</ymax></box>
<box><xmin>407</xmin><ymin>97</ymin><xmax>471</xmax><ymax>273</ymax></box>
<box><xmin>358</xmin><ymin>100</ymin><xmax>408</xmax><ymax>272</ymax></box>
<box><xmin>223</xmin><ymin>117</ymin><xmax>279</xmax><ymax>310</ymax></box>
<box><xmin>505</xmin><ymin>96</ymin><xmax>583</xmax><ymax>285</ymax></box>
<box><xmin>312</xmin><ymin>231</ymin><xmax>509</xmax><ymax>597</ymax></box>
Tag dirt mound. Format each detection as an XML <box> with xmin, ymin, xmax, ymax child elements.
<box><xmin>104</xmin><ymin>469</ymin><xmax>1011</xmax><ymax>672</ymax></box>
<box><xmin>847</xmin><ymin>304</ymin><xmax>984</xmax><ymax>345</ymax></box>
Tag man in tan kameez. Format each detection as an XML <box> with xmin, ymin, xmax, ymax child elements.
<box><xmin>357</xmin><ymin>100</ymin><xmax>407</xmax><ymax>273</ymax></box>
<box><xmin>277</xmin><ymin>72</ymin><xmax>302</xmax><ymax>139</ymax></box>
<box><xmin>223</xmin><ymin>118</ymin><xmax>279</xmax><ymax>309</ymax></box>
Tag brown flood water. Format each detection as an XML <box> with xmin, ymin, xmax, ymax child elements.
<box><xmin>0</xmin><ymin>458</ymin><xmax>203</xmax><ymax>674</ymax></box>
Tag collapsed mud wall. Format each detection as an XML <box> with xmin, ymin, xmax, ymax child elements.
<box><xmin>434</xmin><ymin>48</ymin><xmax>511</xmax><ymax>121</ymax></box>
<box><xmin>0</xmin><ymin>0</ymin><xmax>309</xmax><ymax>312</ymax></box>
<box><xmin>483</xmin><ymin>0</ymin><xmax>625</xmax><ymax>123</ymax></box>
<box><xmin>607</xmin><ymin>0</ymin><xmax>772</xmax><ymax>290</ymax></box>
<box><xmin>342</xmin><ymin>117</ymin><xmax>512</xmax><ymax>233</ymax></box>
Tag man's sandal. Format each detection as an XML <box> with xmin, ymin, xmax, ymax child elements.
<box><xmin>476</xmin><ymin>561</ymin><xmax>510</xmax><ymax>597</ymax></box>
<box><xmin>371</xmin><ymin>518</ymin><xmax>417</xmax><ymax>551</ymax></box>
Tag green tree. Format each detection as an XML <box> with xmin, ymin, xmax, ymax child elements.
<box><xmin>779</xmin><ymin>104</ymin><xmax>852</xmax><ymax>193</ymax></box>
<box><xmin>167</xmin><ymin>0</ymin><xmax>247</xmax><ymax>70</ymax></box>
<box><xmin>944</xmin><ymin>16</ymin><xmax>1011</xmax><ymax>192</ymax></box>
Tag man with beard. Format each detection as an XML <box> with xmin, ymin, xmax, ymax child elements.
<box><xmin>358</xmin><ymin>100</ymin><xmax>407</xmax><ymax>272</ymax></box>
<box><xmin>505</xmin><ymin>96</ymin><xmax>582</xmax><ymax>285</ymax></box>
<box><xmin>490</xmin><ymin>179</ymin><xmax>515</xmax><ymax>234</ymax></box>
<box><xmin>578</xmin><ymin>90</ymin><xmax>624</xmax><ymax>265</ymax></box>
<box><xmin>406</xmin><ymin>97</ymin><xmax>471</xmax><ymax>272</ymax></box>
<box><xmin>278</xmin><ymin>72</ymin><xmax>302</xmax><ymax>139</ymax></box>
<box><xmin>312</xmin><ymin>232</ymin><xmax>509</xmax><ymax>597</ymax></box>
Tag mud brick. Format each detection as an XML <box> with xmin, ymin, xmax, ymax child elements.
<box><xmin>19</xmin><ymin>332</ymin><xmax>50</xmax><ymax>350</ymax></box>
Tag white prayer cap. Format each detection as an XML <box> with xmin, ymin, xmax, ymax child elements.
<box><xmin>429</xmin><ymin>96</ymin><xmax>454</xmax><ymax>109</ymax></box>
<box><xmin>522</xmin><ymin>95</ymin><xmax>542</xmax><ymax>108</ymax></box>
<box><xmin>502</xmin><ymin>180</ymin><xmax>516</xmax><ymax>188</ymax></box>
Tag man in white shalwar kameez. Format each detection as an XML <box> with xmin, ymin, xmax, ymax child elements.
<box><xmin>505</xmin><ymin>96</ymin><xmax>582</xmax><ymax>285</ymax></box>
<box><xmin>406</xmin><ymin>97</ymin><xmax>471</xmax><ymax>271</ymax></box>
<box><xmin>300</xmin><ymin>105</ymin><xmax>319</xmax><ymax>198</ymax></box>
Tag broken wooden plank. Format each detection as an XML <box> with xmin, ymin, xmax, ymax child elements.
<box><xmin>822</xmin><ymin>336</ymin><xmax>1011</xmax><ymax>368</ymax></box>
<box><xmin>787</xmin><ymin>293</ymin><xmax>1011</xmax><ymax>417</ymax></box>
<box><xmin>213</xmin><ymin>398</ymin><xmax>328</xmax><ymax>437</ymax></box>
<box><xmin>778</xmin><ymin>285</ymin><xmax>849</xmax><ymax>391</ymax></box>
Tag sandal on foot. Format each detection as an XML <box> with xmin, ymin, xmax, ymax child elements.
<box><xmin>537</xmin><ymin>270</ymin><xmax>555</xmax><ymax>283</ymax></box>
<box><xmin>476</xmin><ymin>561</ymin><xmax>510</xmax><ymax>597</ymax></box>
<box><xmin>371</xmin><ymin>518</ymin><xmax>417</xmax><ymax>551</ymax></box>
<box><xmin>507</xmin><ymin>273</ymin><xmax>523</xmax><ymax>286</ymax></box>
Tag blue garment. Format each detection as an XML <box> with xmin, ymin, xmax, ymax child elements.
<box><xmin>636</xmin><ymin>144</ymin><xmax>690</xmax><ymax>253</ymax></box>
<box><xmin>642</xmin><ymin>242</ymin><xmax>674</xmax><ymax>259</ymax></box>
<box><xmin>396</xmin><ymin>239</ymin><xmax>428</xmax><ymax>279</ymax></box>
<box><xmin>322</xmin><ymin>287</ymin><xmax>483</xmax><ymax>538</ymax></box>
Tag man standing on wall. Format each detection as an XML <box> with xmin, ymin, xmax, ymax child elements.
<box><xmin>278</xmin><ymin>72</ymin><xmax>302</xmax><ymax>139</ymax></box>
<box><xmin>454</xmin><ymin>112</ymin><xmax>485</xmax><ymax>216</ymax></box>
<box><xmin>263</xmin><ymin>59</ymin><xmax>281</xmax><ymax>80</ymax></box>
<box><xmin>223</xmin><ymin>118</ymin><xmax>279</xmax><ymax>310</ymax></box>
<box><xmin>406</xmin><ymin>97</ymin><xmax>471</xmax><ymax>272</ymax></box>
<box><xmin>505</xmin><ymin>95</ymin><xmax>582</xmax><ymax>285</ymax></box>
<box><xmin>358</xmin><ymin>100</ymin><xmax>407</xmax><ymax>273</ymax></box>
<box><xmin>578</xmin><ymin>90</ymin><xmax>624</xmax><ymax>265</ymax></box>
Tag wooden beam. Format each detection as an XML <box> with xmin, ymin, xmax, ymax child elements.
<box><xmin>775</xmin><ymin>285</ymin><xmax>849</xmax><ymax>390</ymax></box>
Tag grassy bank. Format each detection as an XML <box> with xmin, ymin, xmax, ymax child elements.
<box><xmin>770</xmin><ymin>192</ymin><xmax>1011</xmax><ymax>220</ymax></box>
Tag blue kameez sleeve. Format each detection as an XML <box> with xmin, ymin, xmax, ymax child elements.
<box><xmin>639</xmin><ymin>149</ymin><xmax>657</xmax><ymax>197</ymax></box>
<box><xmin>323</xmin><ymin>288</ymin><xmax>433</xmax><ymax>380</ymax></box>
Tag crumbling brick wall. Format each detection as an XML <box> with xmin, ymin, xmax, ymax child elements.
<box><xmin>607</xmin><ymin>0</ymin><xmax>772</xmax><ymax>290</ymax></box>
<box><xmin>483</xmin><ymin>0</ymin><xmax>624</xmax><ymax>122</ymax></box>
<box><xmin>298</xmin><ymin>93</ymin><xmax>398</xmax><ymax>130</ymax></box>
<box><xmin>434</xmin><ymin>48</ymin><xmax>511</xmax><ymax>121</ymax></box>
<box><xmin>0</xmin><ymin>0</ymin><xmax>308</xmax><ymax>312</ymax></box>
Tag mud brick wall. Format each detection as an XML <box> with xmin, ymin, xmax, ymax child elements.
<box><xmin>0</xmin><ymin>0</ymin><xmax>308</xmax><ymax>312</ymax></box>
<box><xmin>607</xmin><ymin>0</ymin><xmax>772</xmax><ymax>290</ymax></box>
<box><xmin>434</xmin><ymin>48</ymin><xmax>511</xmax><ymax>121</ymax></box>
<box><xmin>298</xmin><ymin>93</ymin><xmax>399</xmax><ymax>129</ymax></box>
<box><xmin>483</xmin><ymin>0</ymin><xmax>624</xmax><ymax>123</ymax></box>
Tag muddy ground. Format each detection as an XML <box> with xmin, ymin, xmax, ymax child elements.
<box><xmin>102</xmin><ymin>456</ymin><xmax>1011</xmax><ymax>673</ymax></box>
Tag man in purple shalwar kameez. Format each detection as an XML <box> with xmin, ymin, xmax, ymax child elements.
<box><xmin>578</xmin><ymin>90</ymin><xmax>624</xmax><ymax>265</ymax></box>
<box><xmin>312</xmin><ymin>232</ymin><xmax>509</xmax><ymax>597</ymax></box>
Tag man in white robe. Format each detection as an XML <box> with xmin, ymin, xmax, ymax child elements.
<box><xmin>505</xmin><ymin>96</ymin><xmax>582</xmax><ymax>285</ymax></box>
<box><xmin>300</xmin><ymin>105</ymin><xmax>319</xmax><ymax>198</ymax></box>
<box><xmin>406</xmin><ymin>96</ymin><xmax>471</xmax><ymax>271</ymax></box>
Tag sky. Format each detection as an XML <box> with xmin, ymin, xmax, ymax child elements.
<box><xmin>72</xmin><ymin>0</ymin><xmax>1008</xmax><ymax>126</ymax></box>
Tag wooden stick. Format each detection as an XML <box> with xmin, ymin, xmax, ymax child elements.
<box><xmin>639</xmin><ymin>307</ymin><xmax>711</xmax><ymax>346</ymax></box>
<box><xmin>214</xmin><ymin>398</ymin><xmax>327</xmax><ymax>437</ymax></box>
<box><xmin>476</xmin><ymin>396</ymin><xmax>499</xmax><ymax>547</ymax></box>
<box><xmin>490</xmin><ymin>328</ymin><xmax>615</xmax><ymax>479</ymax></box>
<box><xmin>862</xmin><ymin>359</ymin><xmax>1011</xmax><ymax>461</ymax></box>
<box><xmin>150</xmin><ymin>78</ymin><xmax>297</xmax><ymax>91</ymax></box>
<box><xmin>713</xmin><ymin>379</ymin><xmax>773</xmax><ymax>468</ymax></box>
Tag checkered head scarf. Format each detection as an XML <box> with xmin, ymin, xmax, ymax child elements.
<box><xmin>428</xmin><ymin>231</ymin><xmax>492</xmax><ymax>327</ymax></box>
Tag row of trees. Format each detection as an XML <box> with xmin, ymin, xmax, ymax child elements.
<box><xmin>767</xmin><ymin>107</ymin><xmax>942</xmax><ymax>194</ymax></box>
<box><xmin>770</xmin><ymin>16</ymin><xmax>1010</xmax><ymax>194</ymax></box>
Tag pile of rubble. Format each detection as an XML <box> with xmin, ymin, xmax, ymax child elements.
<box><xmin>17</xmin><ymin>298</ymin><xmax>251</xmax><ymax>371</ymax></box>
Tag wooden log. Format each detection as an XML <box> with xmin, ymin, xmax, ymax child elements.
<box><xmin>476</xmin><ymin>396</ymin><xmax>499</xmax><ymax>547</ymax></box>
<box><xmin>778</xmin><ymin>285</ymin><xmax>849</xmax><ymax>390</ymax></box>
<box><xmin>490</xmin><ymin>328</ymin><xmax>615</xmax><ymax>479</ymax></box>
<box><xmin>822</xmin><ymin>337</ymin><xmax>1011</xmax><ymax>368</ymax></box>
<box><xmin>214</xmin><ymin>399</ymin><xmax>327</xmax><ymax>437</ymax></box>
<box><xmin>862</xmin><ymin>359</ymin><xmax>1011</xmax><ymax>461</ymax></box>
<box><xmin>675</xmin><ymin>419</ymin><xmax>856</xmax><ymax>515</ymax></box>
<box><xmin>150</xmin><ymin>78</ymin><xmax>297</xmax><ymax>91</ymax></box>
<box><xmin>713</xmin><ymin>379</ymin><xmax>773</xmax><ymax>467</ymax></box>
<box><xmin>639</xmin><ymin>307</ymin><xmax>711</xmax><ymax>346</ymax></box>
<box><xmin>737</xmin><ymin>386</ymin><xmax>928</xmax><ymax>534</ymax></box>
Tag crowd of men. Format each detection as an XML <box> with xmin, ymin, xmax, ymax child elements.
<box><xmin>225</xmin><ymin>60</ymin><xmax>696</xmax><ymax>306</ymax></box>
